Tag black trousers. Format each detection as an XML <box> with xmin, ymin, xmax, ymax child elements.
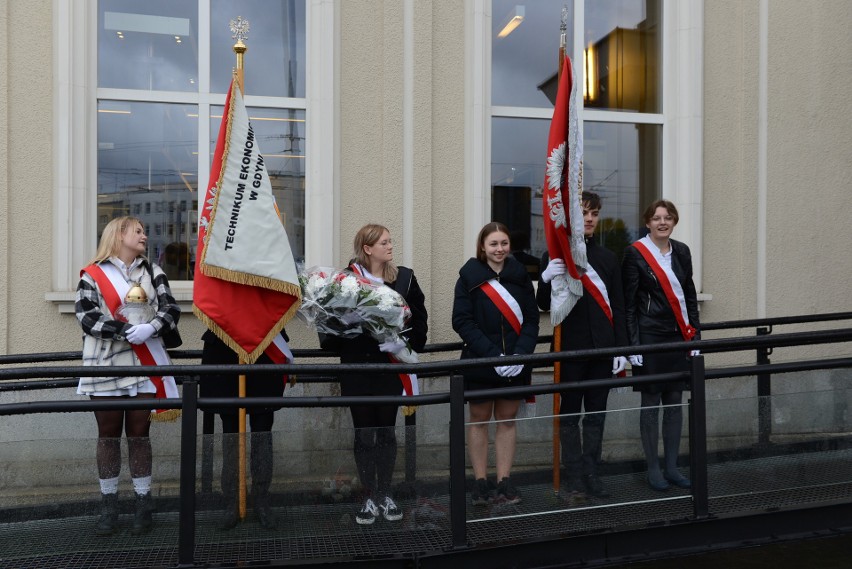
<box><xmin>559</xmin><ymin>358</ymin><xmax>612</xmax><ymax>483</ymax></box>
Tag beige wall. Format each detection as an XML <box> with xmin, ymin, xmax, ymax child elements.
<box><xmin>0</xmin><ymin>0</ymin><xmax>850</xmax><ymax>486</ymax></box>
<box><xmin>703</xmin><ymin>0</ymin><xmax>852</xmax><ymax>325</ymax></box>
<box><xmin>338</xmin><ymin>0</ymin><xmax>468</xmax><ymax>345</ymax></box>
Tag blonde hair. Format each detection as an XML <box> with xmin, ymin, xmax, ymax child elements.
<box><xmin>353</xmin><ymin>223</ymin><xmax>398</xmax><ymax>283</ymax></box>
<box><xmin>90</xmin><ymin>216</ymin><xmax>145</xmax><ymax>265</ymax></box>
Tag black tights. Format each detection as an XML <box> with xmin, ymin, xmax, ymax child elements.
<box><xmin>93</xmin><ymin>394</ymin><xmax>155</xmax><ymax>480</ymax></box>
<box><xmin>350</xmin><ymin>404</ymin><xmax>398</xmax><ymax>497</ymax></box>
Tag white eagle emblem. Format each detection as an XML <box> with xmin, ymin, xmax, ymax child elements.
<box><xmin>545</xmin><ymin>142</ymin><xmax>567</xmax><ymax>229</ymax></box>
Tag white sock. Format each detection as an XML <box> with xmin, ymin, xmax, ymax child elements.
<box><xmin>132</xmin><ymin>476</ymin><xmax>152</xmax><ymax>496</ymax></box>
<box><xmin>99</xmin><ymin>477</ymin><xmax>119</xmax><ymax>495</ymax></box>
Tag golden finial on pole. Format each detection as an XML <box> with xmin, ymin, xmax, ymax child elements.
<box><xmin>229</xmin><ymin>16</ymin><xmax>250</xmax><ymax>93</ymax></box>
<box><xmin>227</xmin><ymin>14</ymin><xmax>251</xmax><ymax>522</ymax></box>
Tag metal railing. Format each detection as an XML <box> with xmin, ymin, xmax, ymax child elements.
<box><xmin>1</xmin><ymin>313</ymin><xmax>852</xmax><ymax>566</ymax></box>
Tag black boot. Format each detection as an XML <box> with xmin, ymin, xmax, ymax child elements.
<box><xmin>95</xmin><ymin>493</ymin><xmax>119</xmax><ymax>536</ymax></box>
<box><xmin>131</xmin><ymin>492</ymin><xmax>154</xmax><ymax>535</ymax></box>
<box><xmin>640</xmin><ymin>404</ymin><xmax>669</xmax><ymax>491</ymax></box>
<box><xmin>219</xmin><ymin>433</ymin><xmax>240</xmax><ymax>530</ymax></box>
<box><xmin>663</xmin><ymin>405</ymin><xmax>691</xmax><ymax>488</ymax></box>
<box><xmin>251</xmin><ymin>431</ymin><xmax>277</xmax><ymax>530</ymax></box>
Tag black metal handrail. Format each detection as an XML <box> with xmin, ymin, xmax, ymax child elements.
<box><xmin>2</xmin><ymin>313</ymin><xmax>852</xmax><ymax>566</ymax></box>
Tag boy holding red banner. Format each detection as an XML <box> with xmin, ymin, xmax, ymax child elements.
<box><xmin>537</xmin><ymin>192</ymin><xmax>628</xmax><ymax>502</ymax></box>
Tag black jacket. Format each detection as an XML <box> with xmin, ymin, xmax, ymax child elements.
<box><xmin>621</xmin><ymin>239</ymin><xmax>700</xmax><ymax>346</ymax></box>
<box><xmin>452</xmin><ymin>256</ymin><xmax>540</xmax><ymax>381</ymax></box>
<box><xmin>537</xmin><ymin>240</ymin><xmax>628</xmax><ymax>352</ymax></box>
<box><xmin>319</xmin><ymin>265</ymin><xmax>428</xmax><ymax>366</ymax></box>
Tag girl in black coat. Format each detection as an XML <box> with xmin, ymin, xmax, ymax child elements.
<box><xmin>622</xmin><ymin>200</ymin><xmax>700</xmax><ymax>492</ymax></box>
<box><xmin>320</xmin><ymin>224</ymin><xmax>428</xmax><ymax>525</ymax></box>
<box><xmin>452</xmin><ymin>222</ymin><xmax>539</xmax><ymax>505</ymax></box>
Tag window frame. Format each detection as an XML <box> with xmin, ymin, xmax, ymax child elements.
<box><xmin>49</xmin><ymin>0</ymin><xmax>337</xmax><ymax>311</ymax></box>
<box><xmin>468</xmin><ymin>0</ymin><xmax>704</xmax><ymax>290</ymax></box>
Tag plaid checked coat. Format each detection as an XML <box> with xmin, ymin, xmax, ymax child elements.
<box><xmin>75</xmin><ymin>257</ymin><xmax>180</xmax><ymax>393</ymax></box>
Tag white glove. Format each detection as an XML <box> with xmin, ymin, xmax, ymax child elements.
<box><xmin>540</xmin><ymin>258</ymin><xmax>567</xmax><ymax>284</ymax></box>
<box><xmin>612</xmin><ymin>356</ymin><xmax>628</xmax><ymax>375</ymax></box>
<box><xmin>503</xmin><ymin>364</ymin><xmax>523</xmax><ymax>377</ymax></box>
<box><xmin>126</xmin><ymin>323</ymin><xmax>156</xmax><ymax>345</ymax></box>
<box><xmin>379</xmin><ymin>338</ymin><xmax>407</xmax><ymax>353</ymax></box>
<box><xmin>628</xmin><ymin>354</ymin><xmax>643</xmax><ymax>367</ymax></box>
<box><xmin>690</xmin><ymin>349</ymin><xmax>701</xmax><ymax>357</ymax></box>
<box><xmin>495</xmin><ymin>365</ymin><xmax>512</xmax><ymax>377</ymax></box>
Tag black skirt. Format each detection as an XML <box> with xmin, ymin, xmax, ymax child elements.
<box><xmin>633</xmin><ymin>330</ymin><xmax>692</xmax><ymax>393</ymax></box>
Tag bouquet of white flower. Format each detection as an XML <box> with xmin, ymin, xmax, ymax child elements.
<box><xmin>297</xmin><ymin>266</ymin><xmax>418</xmax><ymax>363</ymax></box>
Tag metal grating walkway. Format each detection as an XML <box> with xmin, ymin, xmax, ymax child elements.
<box><xmin>1</xmin><ymin>447</ymin><xmax>851</xmax><ymax>569</ymax></box>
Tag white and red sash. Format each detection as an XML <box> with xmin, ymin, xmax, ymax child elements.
<box><xmin>479</xmin><ymin>278</ymin><xmax>534</xmax><ymax>401</ymax></box>
<box><xmin>581</xmin><ymin>266</ymin><xmax>613</xmax><ymax>325</ymax></box>
<box><xmin>82</xmin><ymin>263</ymin><xmax>180</xmax><ymax>417</ymax></box>
<box><xmin>631</xmin><ymin>237</ymin><xmax>697</xmax><ymax>341</ymax></box>
<box><xmin>264</xmin><ymin>333</ymin><xmax>294</xmax><ymax>385</ymax></box>
<box><xmin>479</xmin><ymin>279</ymin><xmax>523</xmax><ymax>335</ymax></box>
<box><xmin>350</xmin><ymin>264</ymin><xmax>419</xmax><ymax>405</ymax></box>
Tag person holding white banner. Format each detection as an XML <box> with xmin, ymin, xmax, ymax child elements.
<box><xmin>452</xmin><ymin>222</ymin><xmax>540</xmax><ymax>506</ymax></box>
<box><xmin>75</xmin><ymin>216</ymin><xmax>181</xmax><ymax>535</ymax></box>
<box><xmin>622</xmin><ymin>200</ymin><xmax>700</xmax><ymax>492</ymax></box>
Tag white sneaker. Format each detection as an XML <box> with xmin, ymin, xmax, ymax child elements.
<box><xmin>355</xmin><ymin>498</ymin><xmax>379</xmax><ymax>525</ymax></box>
<box><xmin>379</xmin><ymin>495</ymin><xmax>403</xmax><ymax>521</ymax></box>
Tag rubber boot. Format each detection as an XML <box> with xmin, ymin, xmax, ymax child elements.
<box><xmin>95</xmin><ymin>493</ymin><xmax>119</xmax><ymax>536</ymax></box>
<box><xmin>131</xmin><ymin>492</ymin><xmax>155</xmax><ymax>535</ymax></box>
<box><xmin>640</xmin><ymin>405</ymin><xmax>669</xmax><ymax>491</ymax></box>
<box><xmin>663</xmin><ymin>405</ymin><xmax>691</xmax><ymax>488</ymax></box>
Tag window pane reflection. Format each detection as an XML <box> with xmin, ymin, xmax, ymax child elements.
<box><xmin>491</xmin><ymin>118</ymin><xmax>660</xmax><ymax>262</ymax></box>
<box><xmin>98</xmin><ymin>101</ymin><xmax>199</xmax><ymax>280</ymax></box>
<box><xmin>98</xmin><ymin>0</ymin><xmax>198</xmax><ymax>92</ymax></box>
<box><xmin>583</xmin><ymin>121</ymin><xmax>660</xmax><ymax>258</ymax></box>
<box><xmin>210</xmin><ymin>0</ymin><xmax>306</xmax><ymax>98</ymax></box>
<box><xmin>492</xmin><ymin>0</ymin><xmax>573</xmax><ymax>108</ymax></box>
<box><xmin>584</xmin><ymin>0</ymin><xmax>661</xmax><ymax>113</ymax></box>
<box><xmin>211</xmin><ymin>106</ymin><xmax>306</xmax><ymax>263</ymax></box>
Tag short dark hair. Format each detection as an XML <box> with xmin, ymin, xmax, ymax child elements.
<box><xmin>642</xmin><ymin>200</ymin><xmax>680</xmax><ymax>225</ymax></box>
<box><xmin>581</xmin><ymin>191</ymin><xmax>602</xmax><ymax>210</ymax></box>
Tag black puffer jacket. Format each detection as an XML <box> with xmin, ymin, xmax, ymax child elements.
<box><xmin>452</xmin><ymin>256</ymin><xmax>540</xmax><ymax>381</ymax></box>
<box><xmin>621</xmin><ymin>238</ymin><xmax>700</xmax><ymax>346</ymax></box>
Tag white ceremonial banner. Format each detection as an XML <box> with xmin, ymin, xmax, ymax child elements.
<box><xmin>200</xmin><ymin>82</ymin><xmax>299</xmax><ymax>293</ymax></box>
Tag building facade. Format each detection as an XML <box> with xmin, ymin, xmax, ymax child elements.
<box><xmin>0</xmin><ymin>0</ymin><xmax>850</xmax><ymax>486</ymax></box>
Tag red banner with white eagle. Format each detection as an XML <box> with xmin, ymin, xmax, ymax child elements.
<box><xmin>542</xmin><ymin>54</ymin><xmax>586</xmax><ymax>325</ymax></box>
<box><xmin>193</xmin><ymin>78</ymin><xmax>301</xmax><ymax>363</ymax></box>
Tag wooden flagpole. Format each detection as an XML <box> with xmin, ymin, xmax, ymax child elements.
<box><xmin>232</xmin><ymin>18</ymin><xmax>249</xmax><ymax>521</ymax></box>
<box><xmin>552</xmin><ymin>7</ymin><xmax>568</xmax><ymax>496</ymax></box>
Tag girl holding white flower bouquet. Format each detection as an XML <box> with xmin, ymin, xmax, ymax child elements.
<box><xmin>319</xmin><ymin>224</ymin><xmax>428</xmax><ymax>526</ymax></box>
<box><xmin>452</xmin><ymin>222</ymin><xmax>539</xmax><ymax>506</ymax></box>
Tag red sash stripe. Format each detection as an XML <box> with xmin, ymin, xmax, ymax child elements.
<box><xmin>480</xmin><ymin>281</ymin><xmax>522</xmax><ymax>336</ymax></box>
<box><xmin>580</xmin><ymin>274</ymin><xmax>613</xmax><ymax>325</ymax></box>
<box><xmin>630</xmin><ymin>242</ymin><xmax>697</xmax><ymax>341</ymax></box>
<box><xmin>82</xmin><ymin>264</ymin><xmax>172</xmax><ymax>408</ymax></box>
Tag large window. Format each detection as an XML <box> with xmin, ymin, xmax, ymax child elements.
<box><xmin>491</xmin><ymin>0</ymin><xmax>662</xmax><ymax>263</ymax></box>
<box><xmin>96</xmin><ymin>0</ymin><xmax>307</xmax><ymax>280</ymax></box>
